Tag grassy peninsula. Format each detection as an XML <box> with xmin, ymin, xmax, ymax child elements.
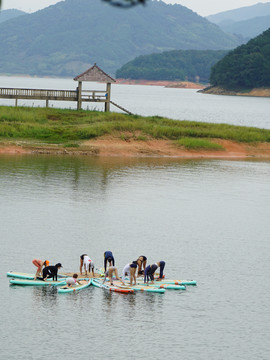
<box><xmin>0</xmin><ymin>106</ymin><xmax>270</xmax><ymax>158</ymax></box>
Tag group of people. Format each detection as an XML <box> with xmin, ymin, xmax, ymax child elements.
<box><xmin>101</xmin><ymin>252</ymin><xmax>166</xmax><ymax>286</ymax></box>
<box><xmin>32</xmin><ymin>259</ymin><xmax>63</xmax><ymax>281</ymax></box>
<box><xmin>32</xmin><ymin>252</ymin><xmax>165</xmax><ymax>287</ymax></box>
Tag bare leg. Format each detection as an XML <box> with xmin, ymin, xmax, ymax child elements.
<box><xmin>80</xmin><ymin>258</ymin><xmax>83</xmax><ymax>274</ymax></box>
<box><xmin>115</xmin><ymin>269</ymin><xmax>125</xmax><ymax>285</ymax></box>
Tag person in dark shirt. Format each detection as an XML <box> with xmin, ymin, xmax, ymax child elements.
<box><xmin>144</xmin><ymin>263</ymin><xmax>158</xmax><ymax>284</ymax></box>
<box><xmin>42</xmin><ymin>263</ymin><xmax>63</xmax><ymax>281</ymax></box>
<box><xmin>104</xmin><ymin>251</ymin><xmax>115</xmax><ymax>272</ymax></box>
<box><xmin>144</xmin><ymin>261</ymin><xmax>165</xmax><ymax>283</ymax></box>
<box><xmin>137</xmin><ymin>255</ymin><xmax>147</xmax><ymax>275</ymax></box>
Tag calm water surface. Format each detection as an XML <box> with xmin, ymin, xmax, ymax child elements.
<box><xmin>0</xmin><ymin>155</ymin><xmax>269</xmax><ymax>360</ymax></box>
<box><xmin>0</xmin><ymin>76</ymin><xmax>270</xmax><ymax>129</ymax></box>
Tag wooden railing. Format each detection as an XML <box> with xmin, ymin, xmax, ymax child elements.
<box><xmin>0</xmin><ymin>87</ymin><xmax>108</xmax><ymax>102</ymax></box>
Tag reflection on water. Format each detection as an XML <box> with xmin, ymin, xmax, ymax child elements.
<box><xmin>1</xmin><ymin>155</ymin><xmax>270</xmax><ymax>360</ymax></box>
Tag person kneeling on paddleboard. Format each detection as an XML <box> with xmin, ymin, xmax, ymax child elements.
<box><xmin>32</xmin><ymin>259</ymin><xmax>49</xmax><ymax>280</ymax></box>
<box><xmin>66</xmin><ymin>274</ymin><xmax>82</xmax><ymax>287</ymax></box>
<box><xmin>103</xmin><ymin>266</ymin><xmax>125</xmax><ymax>286</ymax></box>
<box><xmin>42</xmin><ymin>263</ymin><xmax>63</xmax><ymax>281</ymax></box>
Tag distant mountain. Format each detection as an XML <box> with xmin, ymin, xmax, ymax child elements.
<box><xmin>0</xmin><ymin>9</ymin><xmax>26</xmax><ymax>24</ymax></box>
<box><xmin>207</xmin><ymin>2</ymin><xmax>270</xmax><ymax>24</ymax></box>
<box><xmin>220</xmin><ymin>15</ymin><xmax>270</xmax><ymax>40</ymax></box>
<box><xmin>0</xmin><ymin>0</ymin><xmax>240</xmax><ymax>77</ymax></box>
<box><xmin>116</xmin><ymin>50</ymin><xmax>228</xmax><ymax>83</ymax></box>
<box><xmin>210</xmin><ymin>28</ymin><xmax>270</xmax><ymax>89</ymax></box>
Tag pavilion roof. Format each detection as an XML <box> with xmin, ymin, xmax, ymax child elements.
<box><xmin>74</xmin><ymin>63</ymin><xmax>116</xmax><ymax>83</ymax></box>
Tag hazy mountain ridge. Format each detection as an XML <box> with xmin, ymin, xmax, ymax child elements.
<box><xmin>0</xmin><ymin>9</ymin><xmax>26</xmax><ymax>24</ymax></box>
<box><xmin>220</xmin><ymin>14</ymin><xmax>270</xmax><ymax>40</ymax></box>
<box><xmin>207</xmin><ymin>2</ymin><xmax>270</xmax><ymax>24</ymax></box>
<box><xmin>0</xmin><ymin>0</ymin><xmax>239</xmax><ymax>77</ymax></box>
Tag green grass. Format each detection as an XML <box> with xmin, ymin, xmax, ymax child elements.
<box><xmin>0</xmin><ymin>106</ymin><xmax>270</xmax><ymax>146</ymax></box>
<box><xmin>176</xmin><ymin>138</ymin><xmax>224</xmax><ymax>150</ymax></box>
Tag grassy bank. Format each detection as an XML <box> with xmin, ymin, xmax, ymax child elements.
<box><xmin>0</xmin><ymin>106</ymin><xmax>270</xmax><ymax>151</ymax></box>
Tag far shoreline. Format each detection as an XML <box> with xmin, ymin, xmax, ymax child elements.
<box><xmin>200</xmin><ymin>86</ymin><xmax>270</xmax><ymax>97</ymax></box>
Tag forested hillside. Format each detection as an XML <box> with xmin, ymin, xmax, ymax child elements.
<box><xmin>116</xmin><ymin>50</ymin><xmax>228</xmax><ymax>82</ymax></box>
<box><xmin>210</xmin><ymin>28</ymin><xmax>270</xmax><ymax>89</ymax></box>
<box><xmin>0</xmin><ymin>0</ymin><xmax>239</xmax><ymax>76</ymax></box>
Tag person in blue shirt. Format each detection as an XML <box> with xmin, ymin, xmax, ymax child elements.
<box><xmin>156</xmin><ymin>261</ymin><xmax>166</xmax><ymax>281</ymax></box>
<box><xmin>144</xmin><ymin>261</ymin><xmax>165</xmax><ymax>283</ymax></box>
<box><xmin>104</xmin><ymin>251</ymin><xmax>115</xmax><ymax>272</ymax></box>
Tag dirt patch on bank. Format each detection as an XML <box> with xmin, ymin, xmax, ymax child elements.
<box><xmin>85</xmin><ymin>135</ymin><xmax>270</xmax><ymax>159</ymax></box>
<box><xmin>0</xmin><ymin>137</ymin><xmax>270</xmax><ymax>159</ymax></box>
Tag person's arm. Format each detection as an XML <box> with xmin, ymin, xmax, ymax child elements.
<box><xmin>104</xmin><ymin>254</ymin><xmax>107</xmax><ymax>272</ymax></box>
<box><xmin>112</xmin><ymin>256</ymin><xmax>115</xmax><ymax>267</ymax></box>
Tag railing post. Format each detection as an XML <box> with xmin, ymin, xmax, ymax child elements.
<box><xmin>105</xmin><ymin>82</ymin><xmax>111</xmax><ymax>112</ymax></box>
<box><xmin>77</xmin><ymin>81</ymin><xmax>82</xmax><ymax>110</ymax></box>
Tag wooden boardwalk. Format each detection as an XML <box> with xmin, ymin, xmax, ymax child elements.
<box><xmin>0</xmin><ymin>87</ymin><xmax>132</xmax><ymax>114</ymax></box>
<box><xmin>0</xmin><ymin>87</ymin><xmax>106</xmax><ymax>102</ymax></box>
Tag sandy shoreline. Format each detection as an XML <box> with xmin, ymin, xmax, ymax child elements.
<box><xmin>1</xmin><ymin>137</ymin><xmax>270</xmax><ymax>159</ymax></box>
<box><xmin>201</xmin><ymin>86</ymin><xmax>270</xmax><ymax>97</ymax></box>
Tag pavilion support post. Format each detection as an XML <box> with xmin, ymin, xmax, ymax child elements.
<box><xmin>77</xmin><ymin>81</ymin><xmax>82</xmax><ymax>110</ymax></box>
<box><xmin>46</xmin><ymin>99</ymin><xmax>49</xmax><ymax>107</ymax></box>
<box><xmin>105</xmin><ymin>82</ymin><xmax>111</xmax><ymax>112</ymax></box>
<box><xmin>15</xmin><ymin>98</ymin><xmax>18</xmax><ymax>107</ymax></box>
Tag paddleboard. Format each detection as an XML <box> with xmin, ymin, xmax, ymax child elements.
<box><xmin>7</xmin><ymin>272</ymin><xmax>35</xmax><ymax>279</ymax></box>
<box><xmin>113</xmin><ymin>281</ymin><xmax>165</xmax><ymax>293</ymax></box>
<box><xmin>92</xmin><ymin>278</ymin><xmax>134</xmax><ymax>294</ymax></box>
<box><xmin>154</xmin><ymin>279</ymin><xmax>197</xmax><ymax>286</ymax></box>
<box><xmin>136</xmin><ymin>281</ymin><xmax>186</xmax><ymax>290</ymax></box>
<box><xmin>7</xmin><ymin>271</ymin><xmax>67</xmax><ymax>280</ymax></box>
<box><xmin>9</xmin><ymin>278</ymin><xmax>66</xmax><ymax>286</ymax></box>
<box><xmin>58</xmin><ymin>279</ymin><xmax>91</xmax><ymax>293</ymax></box>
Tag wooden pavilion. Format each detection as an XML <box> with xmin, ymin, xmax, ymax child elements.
<box><xmin>74</xmin><ymin>63</ymin><xmax>116</xmax><ymax>111</ymax></box>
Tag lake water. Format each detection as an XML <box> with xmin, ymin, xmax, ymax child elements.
<box><xmin>0</xmin><ymin>155</ymin><xmax>269</xmax><ymax>360</ymax></box>
<box><xmin>0</xmin><ymin>75</ymin><xmax>270</xmax><ymax>129</ymax></box>
<box><xmin>0</xmin><ymin>76</ymin><xmax>270</xmax><ymax>359</ymax></box>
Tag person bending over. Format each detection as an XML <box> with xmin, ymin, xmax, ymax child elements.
<box><xmin>32</xmin><ymin>259</ymin><xmax>49</xmax><ymax>280</ymax></box>
<box><xmin>137</xmin><ymin>255</ymin><xmax>147</xmax><ymax>276</ymax></box>
<box><xmin>104</xmin><ymin>251</ymin><xmax>115</xmax><ymax>272</ymax></box>
<box><xmin>103</xmin><ymin>266</ymin><xmax>125</xmax><ymax>286</ymax></box>
<box><xmin>122</xmin><ymin>261</ymin><xmax>138</xmax><ymax>285</ymax></box>
<box><xmin>156</xmin><ymin>261</ymin><xmax>166</xmax><ymax>281</ymax></box>
<box><xmin>80</xmin><ymin>254</ymin><xmax>95</xmax><ymax>276</ymax></box>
